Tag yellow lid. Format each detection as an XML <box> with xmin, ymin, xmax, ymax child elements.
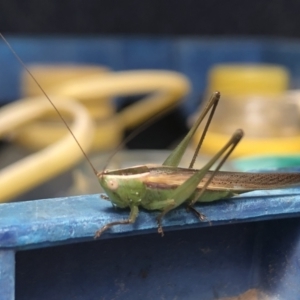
<box><xmin>208</xmin><ymin>64</ymin><xmax>290</xmax><ymax>96</ymax></box>
<box><xmin>197</xmin><ymin>131</ymin><xmax>300</xmax><ymax>158</ymax></box>
<box><xmin>192</xmin><ymin>64</ymin><xmax>297</xmax><ymax>157</ymax></box>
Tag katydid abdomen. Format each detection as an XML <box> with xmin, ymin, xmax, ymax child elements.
<box><xmin>99</xmin><ymin>164</ymin><xmax>300</xmax><ymax>209</ymax></box>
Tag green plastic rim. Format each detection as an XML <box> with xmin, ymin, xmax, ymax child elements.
<box><xmin>232</xmin><ymin>155</ymin><xmax>300</xmax><ymax>171</ymax></box>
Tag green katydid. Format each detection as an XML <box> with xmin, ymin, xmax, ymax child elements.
<box><xmin>95</xmin><ymin>92</ymin><xmax>300</xmax><ymax>238</ymax></box>
<box><xmin>2</xmin><ymin>34</ymin><xmax>300</xmax><ymax>239</ymax></box>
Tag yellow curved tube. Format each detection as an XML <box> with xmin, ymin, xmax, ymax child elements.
<box><xmin>17</xmin><ymin>70</ymin><xmax>191</xmax><ymax>150</ymax></box>
<box><xmin>0</xmin><ymin>97</ymin><xmax>94</xmax><ymax>202</ymax></box>
<box><xmin>53</xmin><ymin>70</ymin><xmax>191</xmax><ymax>129</ymax></box>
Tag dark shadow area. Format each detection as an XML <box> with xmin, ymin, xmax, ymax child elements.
<box><xmin>1</xmin><ymin>1</ymin><xmax>300</xmax><ymax>38</ymax></box>
<box><xmin>259</xmin><ymin>218</ymin><xmax>300</xmax><ymax>299</ymax></box>
<box><xmin>15</xmin><ymin>222</ymin><xmax>261</xmax><ymax>300</ymax></box>
<box><xmin>16</xmin><ymin>218</ymin><xmax>300</xmax><ymax>299</ymax></box>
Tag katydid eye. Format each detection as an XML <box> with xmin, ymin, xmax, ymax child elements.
<box><xmin>108</xmin><ymin>179</ymin><xmax>118</xmax><ymax>190</ymax></box>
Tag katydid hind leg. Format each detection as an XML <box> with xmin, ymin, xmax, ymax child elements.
<box><xmin>188</xmin><ymin>129</ymin><xmax>244</xmax><ymax>221</ymax></box>
<box><xmin>163</xmin><ymin>92</ymin><xmax>220</xmax><ymax>167</ymax></box>
<box><xmin>190</xmin><ymin>130</ymin><xmax>243</xmax><ymax>207</ymax></box>
<box><xmin>187</xmin><ymin>205</ymin><xmax>207</xmax><ymax>221</ymax></box>
<box><xmin>159</xmin><ymin>129</ymin><xmax>243</xmax><ymax>226</ymax></box>
<box><xmin>94</xmin><ymin>206</ymin><xmax>139</xmax><ymax>238</ymax></box>
<box><xmin>188</xmin><ymin>93</ymin><xmax>219</xmax><ymax>169</ymax></box>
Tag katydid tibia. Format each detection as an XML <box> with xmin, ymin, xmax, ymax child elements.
<box><xmin>2</xmin><ymin>34</ymin><xmax>300</xmax><ymax>239</ymax></box>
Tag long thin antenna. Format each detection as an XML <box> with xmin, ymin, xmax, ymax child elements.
<box><xmin>0</xmin><ymin>33</ymin><xmax>98</xmax><ymax>176</ymax></box>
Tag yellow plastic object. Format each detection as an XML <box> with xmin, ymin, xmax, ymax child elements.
<box><xmin>22</xmin><ymin>65</ymin><xmax>112</xmax><ymax>119</ymax></box>
<box><xmin>192</xmin><ymin>64</ymin><xmax>300</xmax><ymax>157</ymax></box>
<box><xmin>18</xmin><ymin>66</ymin><xmax>191</xmax><ymax>151</ymax></box>
<box><xmin>208</xmin><ymin>64</ymin><xmax>289</xmax><ymax>96</ymax></box>
<box><xmin>200</xmin><ymin>132</ymin><xmax>300</xmax><ymax>158</ymax></box>
<box><xmin>0</xmin><ymin>97</ymin><xmax>94</xmax><ymax>202</ymax></box>
<box><xmin>209</xmin><ymin>95</ymin><xmax>299</xmax><ymax>138</ymax></box>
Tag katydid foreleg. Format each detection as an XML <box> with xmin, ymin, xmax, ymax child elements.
<box><xmin>94</xmin><ymin>206</ymin><xmax>139</xmax><ymax>239</ymax></box>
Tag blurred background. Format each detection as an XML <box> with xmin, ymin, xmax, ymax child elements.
<box><xmin>3</xmin><ymin>4</ymin><xmax>300</xmax><ymax>299</ymax></box>
<box><xmin>2</xmin><ymin>0</ymin><xmax>300</xmax><ymax>201</ymax></box>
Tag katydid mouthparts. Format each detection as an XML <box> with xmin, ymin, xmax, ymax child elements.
<box><xmin>2</xmin><ymin>34</ymin><xmax>300</xmax><ymax>239</ymax></box>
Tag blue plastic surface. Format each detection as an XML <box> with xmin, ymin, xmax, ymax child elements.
<box><xmin>1</xmin><ymin>189</ymin><xmax>300</xmax><ymax>299</ymax></box>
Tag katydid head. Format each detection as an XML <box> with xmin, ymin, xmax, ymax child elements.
<box><xmin>97</xmin><ymin>166</ymin><xmax>148</xmax><ymax>208</ymax></box>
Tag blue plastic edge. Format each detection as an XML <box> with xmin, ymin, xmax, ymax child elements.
<box><xmin>1</xmin><ymin>188</ymin><xmax>300</xmax><ymax>250</ymax></box>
